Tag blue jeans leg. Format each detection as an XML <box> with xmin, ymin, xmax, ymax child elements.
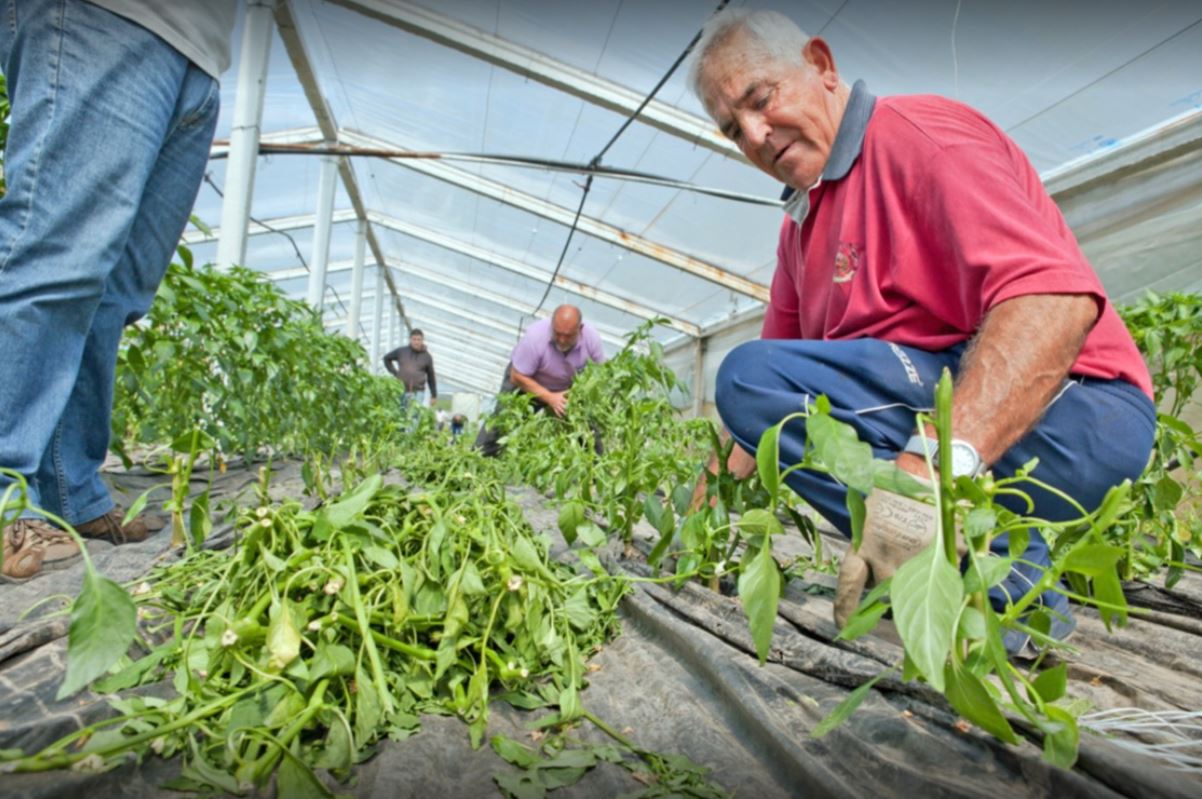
<box><xmin>0</xmin><ymin>0</ymin><xmax>219</xmax><ymax>521</ymax></box>
<box><xmin>715</xmin><ymin>338</ymin><xmax>1156</xmax><ymax>611</ymax></box>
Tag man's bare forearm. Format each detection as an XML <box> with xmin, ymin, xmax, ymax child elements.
<box><xmin>948</xmin><ymin>293</ymin><xmax>1098</xmax><ymax>465</ymax></box>
<box><xmin>509</xmin><ymin>368</ymin><xmax>551</xmax><ymax>403</ymax></box>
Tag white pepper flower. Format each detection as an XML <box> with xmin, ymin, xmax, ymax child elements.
<box><xmin>255</xmin><ymin>507</ymin><xmax>270</xmax><ymax>519</ymax></box>
<box><xmin>506</xmin><ymin>574</ymin><xmax>523</xmax><ymax>592</ymax></box>
<box><xmin>323</xmin><ymin>578</ymin><xmax>343</xmax><ymax>595</ymax></box>
<box><xmin>150</xmin><ymin>737</ymin><xmax>166</xmax><ymax>755</ymax></box>
<box><xmin>133</xmin><ymin>582</ymin><xmax>152</xmax><ymax>596</ymax></box>
<box><xmin>307</xmin><ymin>620</ymin><xmax>322</xmax><ymax>632</ymax></box>
<box><xmin>221</xmin><ymin>629</ymin><xmax>238</xmax><ymax>648</ymax></box>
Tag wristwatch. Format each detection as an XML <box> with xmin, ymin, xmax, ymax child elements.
<box><xmin>903</xmin><ymin>435</ymin><xmax>985</xmax><ymax>479</ymax></box>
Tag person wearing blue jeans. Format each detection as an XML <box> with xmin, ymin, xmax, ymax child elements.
<box><xmin>0</xmin><ymin>0</ymin><xmax>235</xmax><ymax>581</ymax></box>
<box><xmin>688</xmin><ymin>8</ymin><xmax>1156</xmax><ymax>655</ymax></box>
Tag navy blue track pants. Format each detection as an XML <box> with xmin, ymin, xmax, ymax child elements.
<box><xmin>716</xmin><ymin>337</ymin><xmax>1156</xmax><ymax>610</ymax></box>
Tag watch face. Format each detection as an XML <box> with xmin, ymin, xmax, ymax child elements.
<box><xmin>950</xmin><ymin>442</ymin><xmax>980</xmax><ymax>478</ymax></box>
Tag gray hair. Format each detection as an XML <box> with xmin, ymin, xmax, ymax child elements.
<box><xmin>687</xmin><ymin>8</ymin><xmax>810</xmax><ymax>111</ymax></box>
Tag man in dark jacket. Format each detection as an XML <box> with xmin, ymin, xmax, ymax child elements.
<box><xmin>383</xmin><ymin>329</ymin><xmax>437</xmax><ymax>408</ymax></box>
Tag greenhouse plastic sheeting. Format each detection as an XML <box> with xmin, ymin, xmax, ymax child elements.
<box><xmin>3</xmin><ymin>462</ymin><xmax>1202</xmax><ymax>798</ymax></box>
<box><xmin>175</xmin><ymin>0</ymin><xmax>1202</xmax><ymax>395</ymax></box>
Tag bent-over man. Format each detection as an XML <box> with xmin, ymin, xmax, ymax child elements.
<box><xmin>475</xmin><ymin>304</ymin><xmax>606</xmax><ymax>457</ymax></box>
<box><xmin>689</xmin><ymin>8</ymin><xmax>1154</xmax><ymax>654</ymax></box>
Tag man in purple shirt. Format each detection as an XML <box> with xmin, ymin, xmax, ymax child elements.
<box><xmin>475</xmin><ymin>304</ymin><xmax>606</xmax><ymax>456</ymax></box>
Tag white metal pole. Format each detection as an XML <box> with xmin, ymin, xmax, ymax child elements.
<box><xmin>692</xmin><ymin>337</ymin><xmax>705</xmax><ymax>418</ymax></box>
<box><xmin>346</xmin><ymin>219</ymin><xmax>367</xmax><ymax>338</ymax></box>
<box><xmin>389</xmin><ymin>302</ymin><xmax>399</xmax><ymax>353</ymax></box>
<box><xmin>370</xmin><ymin>265</ymin><xmax>385</xmax><ymax>372</ymax></box>
<box><xmin>306</xmin><ymin>153</ymin><xmax>339</xmax><ymax>309</ymax></box>
<box><xmin>216</xmin><ymin>0</ymin><xmax>275</xmax><ymax>270</ymax></box>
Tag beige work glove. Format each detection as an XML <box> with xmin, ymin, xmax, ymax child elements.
<box><xmin>833</xmin><ymin>486</ymin><xmax>961</xmax><ymax>630</ymax></box>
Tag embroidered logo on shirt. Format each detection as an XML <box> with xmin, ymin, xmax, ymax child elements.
<box><xmin>833</xmin><ymin>241</ymin><xmax>861</xmax><ymax>283</ymax></box>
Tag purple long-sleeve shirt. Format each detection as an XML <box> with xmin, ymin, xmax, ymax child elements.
<box><xmin>510</xmin><ymin>318</ymin><xmax>605</xmax><ymax>392</ymax></box>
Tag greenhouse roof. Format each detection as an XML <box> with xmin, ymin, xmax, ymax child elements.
<box><xmin>182</xmin><ymin>0</ymin><xmax>1202</xmax><ymax>395</ymax></box>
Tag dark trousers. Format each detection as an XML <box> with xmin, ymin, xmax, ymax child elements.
<box><xmin>715</xmin><ymin>337</ymin><xmax>1156</xmax><ymax>612</ymax></box>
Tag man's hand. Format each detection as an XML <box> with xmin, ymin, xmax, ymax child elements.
<box><xmin>544</xmin><ymin>390</ymin><xmax>568</xmax><ymax>417</ymax></box>
<box><xmin>428</xmin><ymin>396</ymin><xmax>437</xmax><ymax>407</ymax></box>
<box><xmin>833</xmin><ymin>486</ymin><xmax>947</xmax><ymax>629</ymax></box>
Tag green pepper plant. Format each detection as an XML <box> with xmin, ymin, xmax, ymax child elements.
<box><xmin>1117</xmin><ymin>291</ymin><xmax>1202</xmax><ymax>584</ymax></box>
<box><xmin>112</xmin><ymin>246</ymin><xmax>406</xmax><ymax>463</ymax></box>
<box><xmin>742</xmin><ymin>370</ymin><xmax>1134</xmax><ymax>767</ymax></box>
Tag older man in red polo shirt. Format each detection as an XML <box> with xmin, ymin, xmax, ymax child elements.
<box><xmin>689</xmin><ymin>8</ymin><xmax>1154</xmax><ymax>654</ymax></box>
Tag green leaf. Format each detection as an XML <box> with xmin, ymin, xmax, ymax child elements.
<box><xmin>846</xmin><ymin>490</ymin><xmax>866</xmax><ymax>551</ymax></box>
<box><xmin>1032</xmin><ymin>663</ymin><xmax>1067</xmax><ymax>703</ymax></box>
<box><xmin>557</xmin><ymin>501</ymin><xmax>586</xmax><ymax>545</ymax></box>
<box><xmin>964</xmin><ymin>554</ymin><xmax>1012</xmax><ymax>594</ymax></box>
<box><xmin>57</xmin><ymin>571</ymin><xmax>137</xmax><ymax>699</ymax></box>
<box><xmin>643</xmin><ymin>494</ymin><xmax>665</xmax><ymax>531</ymax></box>
<box><xmin>363</xmin><ymin>545</ymin><xmax>399</xmax><ymax>570</ymax></box>
<box><xmin>277</xmin><ymin>741</ymin><xmax>336</xmax><ymax>798</ymax></box>
<box><xmin>575</xmin><ymin>522</ymin><xmax>606</xmax><ymax>548</ymax></box>
<box><xmin>805</xmin><ymin>413</ymin><xmax>876</xmax><ymax>494</ymax></box>
<box><xmin>944</xmin><ymin>661</ymin><xmax>1019</xmax><ymax>744</ymax></box>
<box><xmin>491</xmin><ymin>734</ymin><xmax>539</xmax><ymax>769</ymax></box>
<box><xmin>811</xmin><ymin>670</ymin><xmax>889</xmax><ymax>738</ymax></box>
<box><xmin>890</xmin><ymin>541</ymin><xmax>963</xmax><ymax>692</ymax></box>
<box><xmin>321</xmin><ymin>474</ymin><xmax>383</xmax><ymax>530</ymax></box>
<box><xmin>1063</xmin><ymin>543</ymin><xmax>1123</xmax><ymax>578</ymax></box>
<box><xmin>310</xmin><ymin>642</ymin><xmax>356</xmax><ymax>682</ymax></box>
<box><xmin>836</xmin><ymin>600</ymin><xmax>888</xmax><ymax>641</ymax></box>
<box><xmin>738</xmin><ymin>508</ymin><xmax>783</xmax><ymax>538</ymax></box>
<box><xmin>738</xmin><ymin>539</ymin><xmax>781</xmax><ymax>664</ymax></box>
<box><xmin>1040</xmin><ymin>705</ymin><xmax>1080</xmax><ymax>768</ymax></box>
<box><xmin>756</xmin><ymin>423</ymin><xmax>782</xmax><ymax>502</ymax></box>
<box><xmin>121</xmin><ymin>484</ymin><xmax>165</xmax><ymax>527</ymax></box>
<box><xmin>494</xmin><ymin>772</ymin><xmax>545</xmax><ymax>799</ymax></box>
<box><xmin>266</xmin><ymin>600</ymin><xmax>301</xmax><ymax>672</ymax></box>
<box><xmin>963</xmin><ymin>507</ymin><xmax>997</xmax><ymax>541</ymax></box>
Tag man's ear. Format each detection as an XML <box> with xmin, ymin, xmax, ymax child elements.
<box><xmin>802</xmin><ymin>37</ymin><xmax>839</xmax><ymax>89</ymax></box>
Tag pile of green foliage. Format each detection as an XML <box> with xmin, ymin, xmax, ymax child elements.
<box><xmin>111</xmin><ymin>244</ymin><xmax>405</xmax><ymax>461</ymax></box>
<box><xmin>2</xmin><ymin>464</ymin><xmax>633</xmax><ymax>792</ymax></box>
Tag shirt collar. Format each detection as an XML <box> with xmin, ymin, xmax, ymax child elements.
<box><xmin>780</xmin><ymin>79</ymin><xmax>876</xmax><ymax>202</ymax></box>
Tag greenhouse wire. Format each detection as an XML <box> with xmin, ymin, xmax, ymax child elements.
<box><xmin>519</xmin><ymin>0</ymin><xmax>731</xmax><ymax>332</ymax></box>
<box><xmin>202</xmin><ymin>171</ymin><xmax>365</xmax><ymax>339</ymax></box>
<box><xmin>237</xmin><ymin>143</ymin><xmax>782</xmax><ymax>207</ymax></box>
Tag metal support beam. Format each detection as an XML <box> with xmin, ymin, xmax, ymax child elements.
<box><xmin>186</xmin><ymin>209</ymin><xmax>698</xmax><ymax>338</ymax></box>
<box><xmin>216</xmin><ymin>0</ymin><xmax>275</xmax><ymax>269</ymax></box>
<box><xmin>210</xmin><ymin>126</ymin><xmax>323</xmax><ymax>158</ymax></box>
<box><xmin>307</xmin><ymin>154</ymin><xmax>339</xmax><ymax>308</ymax></box>
<box><xmin>181</xmin><ymin>209</ymin><xmax>358</xmax><ymax>247</ymax></box>
<box><xmin>274</xmin><ymin>0</ymin><xmax>412</xmax><ymax>331</ymax></box>
<box><xmin>370</xmin><ymin>266</ymin><xmax>385</xmax><ymax>372</ymax></box>
<box><xmin>389</xmin><ymin>302</ymin><xmax>399</xmax><ymax>353</ymax></box>
<box><xmin>346</xmin><ymin>220</ymin><xmax>367</xmax><ymax>337</ymax></box>
<box><xmin>328</xmin><ymin>0</ymin><xmax>741</xmax><ymax>160</ymax></box>
<box><xmin>367</xmin><ymin>211</ymin><xmax>700</xmax><ymax>337</ymax></box>
<box><xmin>692</xmin><ymin>336</ymin><xmax>705</xmax><ymax>418</ymax></box>
<box><xmin>341</xmin><ymin>130</ymin><xmax>768</xmax><ymax>301</ymax></box>
<box><xmin>268</xmin><ymin>256</ymin><xmax>629</xmax><ymax>348</ymax></box>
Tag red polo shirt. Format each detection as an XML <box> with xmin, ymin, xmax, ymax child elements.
<box><xmin>762</xmin><ymin>92</ymin><xmax>1152</xmax><ymax>398</ymax></box>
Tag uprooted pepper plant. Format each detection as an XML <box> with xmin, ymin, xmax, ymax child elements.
<box><xmin>2</xmin><ymin>250</ymin><xmax>1200</xmax><ymax>793</ymax></box>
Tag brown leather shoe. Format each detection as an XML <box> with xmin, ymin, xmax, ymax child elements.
<box><xmin>76</xmin><ymin>508</ymin><xmax>164</xmax><ymax>544</ymax></box>
<box><xmin>2</xmin><ymin>519</ymin><xmax>80</xmax><ymax>580</ymax></box>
